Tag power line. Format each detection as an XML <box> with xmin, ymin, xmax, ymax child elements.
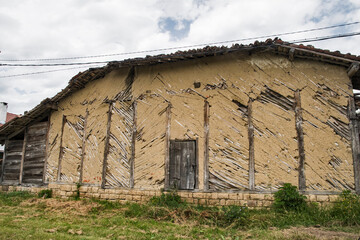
<box><xmin>0</xmin><ymin>65</ymin><xmax>102</xmax><ymax>78</ymax></box>
<box><xmin>1</xmin><ymin>21</ymin><xmax>359</xmax><ymax>62</ymax></box>
<box><xmin>1</xmin><ymin>31</ymin><xmax>359</xmax><ymax>68</ymax></box>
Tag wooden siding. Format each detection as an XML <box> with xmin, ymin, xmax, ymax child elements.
<box><xmin>1</xmin><ymin>140</ymin><xmax>23</xmax><ymax>184</ymax></box>
<box><xmin>22</xmin><ymin>122</ymin><xmax>48</xmax><ymax>184</ymax></box>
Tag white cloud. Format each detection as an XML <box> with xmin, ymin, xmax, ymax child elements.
<box><xmin>0</xmin><ymin>0</ymin><xmax>360</xmax><ymax>114</ymax></box>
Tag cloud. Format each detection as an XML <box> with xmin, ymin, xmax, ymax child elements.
<box><xmin>0</xmin><ymin>0</ymin><xmax>360</xmax><ymax>114</ymax></box>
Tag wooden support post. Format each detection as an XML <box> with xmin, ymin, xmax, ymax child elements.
<box><xmin>348</xmin><ymin>97</ymin><xmax>360</xmax><ymax>194</ymax></box>
<box><xmin>79</xmin><ymin>110</ymin><xmax>89</xmax><ymax>184</ymax></box>
<box><xmin>19</xmin><ymin>128</ymin><xmax>28</xmax><ymax>184</ymax></box>
<box><xmin>248</xmin><ymin>99</ymin><xmax>255</xmax><ymax>191</ymax></box>
<box><xmin>0</xmin><ymin>140</ymin><xmax>8</xmax><ymax>183</ymax></box>
<box><xmin>57</xmin><ymin>115</ymin><xmax>66</xmax><ymax>182</ymax></box>
<box><xmin>294</xmin><ymin>90</ymin><xmax>306</xmax><ymax>191</ymax></box>
<box><xmin>101</xmin><ymin>103</ymin><xmax>114</xmax><ymax>189</ymax></box>
<box><xmin>164</xmin><ymin>103</ymin><xmax>171</xmax><ymax>190</ymax></box>
<box><xmin>203</xmin><ymin>100</ymin><xmax>210</xmax><ymax>191</ymax></box>
<box><xmin>42</xmin><ymin>115</ymin><xmax>51</xmax><ymax>184</ymax></box>
<box><xmin>129</xmin><ymin>101</ymin><xmax>137</xmax><ymax>188</ymax></box>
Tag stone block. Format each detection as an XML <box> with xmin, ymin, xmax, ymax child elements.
<box><xmin>247</xmin><ymin>200</ymin><xmax>257</xmax><ymax>208</ymax></box>
<box><xmin>79</xmin><ymin>186</ymin><xmax>89</xmax><ymax>193</ymax></box>
<box><xmin>228</xmin><ymin>193</ymin><xmax>237</xmax><ymax>200</ymax></box>
<box><xmin>47</xmin><ymin>183</ymin><xmax>59</xmax><ymax>189</ymax></box>
<box><xmin>208</xmin><ymin>199</ymin><xmax>219</xmax><ymax>206</ymax></box>
<box><xmin>264</xmin><ymin>194</ymin><xmax>274</xmax><ymax>200</ymax></box>
<box><xmin>60</xmin><ymin>185</ymin><xmax>72</xmax><ymax>192</ymax></box>
<box><xmin>237</xmin><ymin>193</ymin><xmax>244</xmax><ymax>200</ymax></box>
<box><xmin>217</xmin><ymin>193</ymin><xmax>229</xmax><ymax>199</ymax></box>
<box><xmin>329</xmin><ymin>195</ymin><xmax>339</xmax><ymax>202</ymax></box>
<box><xmin>316</xmin><ymin>195</ymin><xmax>329</xmax><ymax>202</ymax></box>
<box><xmin>308</xmin><ymin>194</ymin><xmax>317</xmax><ymax>202</ymax></box>
<box><xmin>225</xmin><ymin>200</ymin><xmax>236</xmax><ymax>205</ymax></box>
<box><xmin>250</xmin><ymin>194</ymin><xmax>265</xmax><ymax>200</ymax></box>
<box><xmin>198</xmin><ymin>199</ymin><xmax>207</xmax><ymax>205</ymax></box>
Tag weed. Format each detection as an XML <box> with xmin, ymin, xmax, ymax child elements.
<box><xmin>329</xmin><ymin>190</ymin><xmax>360</xmax><ymax>226</ymax></box>
<box><xmin>0</xmin><ymin>191</ymin><xmax>34</xmax><ymax>206</ymax></box>
<box><xmin>73</xmin><ymin>182</ymin><xmax>81</xmax><ymax>200</ymax></box>
<box><xmin>273</xmin><ymin>183</ymin><xmax>307</xmax><ymax>212</ymax></box>
<box><xmin>221</xmin><ymin>205</ymin><xmax>249</xmax><ymax>227</ymax></box>
<box><xmin>149</xmin><ymin>190</ymin><xmax>187</xmax><ymax>208</ymax></box>
<box><xmin>38</xmin><ymin>189</ymin><xmax>52</xmax><ymax>199</ymax></box>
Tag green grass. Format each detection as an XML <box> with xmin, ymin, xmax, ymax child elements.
<box><xmin>0</xmin><ymin>190</ymin><xmax>359</xmax><ymax>239</ymax></box>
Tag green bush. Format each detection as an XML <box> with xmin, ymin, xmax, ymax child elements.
<box><xmin>221</xmin><ymin>205</ymin><xmax>249</xmax><ymax>227</ymax></box>
<box><xmin>329</xmin><ymin>190</ymin><xmax>360</xmax><ymax>225</ymax></box>
<box><xmin>149</xmin><ymin>191</ymin><xmax>187</xmax><ymax>208</ymax></box>
<box><xmin>38</xmin><ymin>189</ymin><xmax>52</xmax><ymax>199</ymax></box>
<box><xmin>273</xmin><ymin>183</ymin><xmax>307</xmax><ymax>212</ymax></box>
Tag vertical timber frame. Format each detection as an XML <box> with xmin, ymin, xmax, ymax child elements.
<box><xmin>101</xmin><ymin>102</ymin><xmax>114</xmax><ymax>188</ymax></box>
<box><xmin>294</xmin><ymin>90</ymin><xmax>306</xmax><ymax>191</ymax></box>
<box><xmin>164</xmin><ymin>102</ymin><xmax>172</xmax><ymax>190</ymax></box>
<box><xmin>79</xmin><ymin>109</ymin><xmax>89</xmax><ymax>184</ymax></box>
<box><xmin>0</xmin><ymin>140</ymin><xmax>8</xmax><ymax>183</ymax></box>
<box><xmin>42</xmin><ymin>115</ymin><xmax>51</xmax><ymax>183</ymax></box>
<box><xmin>57</xmin><ymin>115</ymin><xmax>66</xmax><ymax>182</ymax></box>
<box><xmin>248</xmin><ymin>98</ymin><xmax>255</xmax><ymax>190</ymax></box>
<box><xmin>203</xmin><ymin>100</ymin><xmax>210</xmax><ymax>191</ymax></box>
<box><xmin>348</xmin><ymin>97</ymin><xmax>360</xmax><ymax>194</ymax></box>
<box><xmin>129</xmin><ymin>100</ymin><xmax>137</xmax><ymax>188</ymax></box>
<box><xmin>19</xmin><ymin>128</ymin><xmax>28</xmax><ymax>184</ymax></box>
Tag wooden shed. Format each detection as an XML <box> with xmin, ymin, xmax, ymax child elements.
<box><xmin>1</xmin><ymin>39</ymin><xmax>360</xmax><ymax>197</ymax></box>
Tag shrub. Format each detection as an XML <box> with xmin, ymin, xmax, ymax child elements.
<box><xmin>149</xmin><ymin>191</ymin><xmax>186</xmax><ymax>208</ymax></box>
<box><xmin>38</xmin><ymin>189</ymin><xmax>52</xmax><ymax>199</ymax></box>
<box><xmin>273</xmin><ymin>183</ymin><xmax>307</xmax><ymax>212</ymax></box>
<box><xmin>329</xmin><ymin>190</ymin><xmax>360</xmax><ymax>225</ymax></box>
<box><xmin>221</xmin><ymin>205</ymin><xmax>249</xmax><ymax>227</ymax></box>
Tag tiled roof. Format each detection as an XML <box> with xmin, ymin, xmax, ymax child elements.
<box><xmin>0</xmin><ymin>38</ymin><xmax>359</xmax><ymax>141</ymax></box>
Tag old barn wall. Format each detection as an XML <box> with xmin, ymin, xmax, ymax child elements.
<box><xmin>44</xmin><ymin>50</ymin><xmax>354</xmax><ymax>193</ymax></box>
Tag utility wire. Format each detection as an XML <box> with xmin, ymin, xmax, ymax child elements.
<box><xmin>1</xmin><ymin>21</ymin><xmax>359</xmax><ymax>62</ymax></box>
<box><xmin>1</xmin><ymin>31</ymin><xmax>360</xmax><ymax>68</ymax></box>
<box><xmin>0</xmin><ymin>65</ymin><xmax>102</xmax><ymax>78</ymax></box>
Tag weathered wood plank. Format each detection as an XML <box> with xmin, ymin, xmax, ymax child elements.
<box><xmin>164</xmin><ymin>103</ymin><xmax>171</xmax><ymax>189</ymax></box>
<box><xmin>57</xmin><ymin>115</ymin><xmax>66</xmax><ymax>182</ymax></box>
<box><xmin>203</xmin><ymin>100</ymin><xmax>210</xmax><ymax>191</ymax></box>
<box><xmin>79</xmin><ymin>110</ymin><xmax>89</xmax><ymax>183</ymax></box>
<box><xmin>295</xmin><ymin>90</ymin><xmax>306</xmax><ymax>191</ymax></box>
<box><xmin>42</xmin><ymin>116</ymin><xmax>51</xmax><ymax>183</ymax></box>
<box><xmin>130</xmin><ymin>101</ymin><xmax>137</xmax><ymax>188</ymax></box>
<box><xmin>101</xmin><ymin>102</ymin><xmax>114</xmax><ymax>188</ymax></box>
<box><xmin>19</xmin><ymin>128</ymin><xmax>28</xmax><ymax>184</ymax></box>
<box><xmin>348</xmin><ymin>97</ymin><xmax>360</xmax><ymax>194</ymax></box>
<box><xmin>248</xmin><ymin>98</ymin><xmax>255</xmax><ymax>191</ymax></box>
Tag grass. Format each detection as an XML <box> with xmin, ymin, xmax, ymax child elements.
<box><xmin>0</xmin><ymin>190</ymin><xmax>359</xmax><ymax>239</ymax></box>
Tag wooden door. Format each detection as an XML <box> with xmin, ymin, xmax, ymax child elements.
<box><xmin>169</xmin><ymin>140</ymin><xmax>196</xmax><ymax>190</ymax></box>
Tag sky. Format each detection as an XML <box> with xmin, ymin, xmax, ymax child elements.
<box><xmin>0</xmin><ymin>0</ymin><xmax>360</xmax><ymax>114</ymax></box>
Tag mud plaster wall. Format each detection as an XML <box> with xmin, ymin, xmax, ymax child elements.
<box><xmin>132</xmin><ymin>51</ymin><xmax>354</xmax><ymax>191</ymax></box>
<box><xmin>46</xmin><ymin>50</ymin><xmax>354</xmax><ymax>192</ymax></box>
<box><xmin>46</xmin><ymin>69</ymin><xmax>130</xmax><ymax>185</ymax></box>
<box><xmin>134</xmin><ymin>96</ymin><xmax>167</xmax><ymax>189</ymax></box>
<box><xmin>104</xmin><ymin>101</ymin><xmax>133</xmax><ymax>188</ymax></box>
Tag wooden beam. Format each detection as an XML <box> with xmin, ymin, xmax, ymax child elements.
<box><xmin>101</xmin><ymin>103</ymin><xmax>114</xmax><ymax>188</ymax></box>
<box><xmin>19</xmin><ymin>128</ymin><xmax>28</xmax><ymax>184</ymax></box>
<box><xmin>294</xmin><ymin>90</ymin><xmax>306</xmax><ymax>191</ymax></box>
<box><xmin>79</xmin><ymin>109</ymin><xmax>89</xmax><ymax>184</ymax></box>
<box><xmin>129</xmin><ymin>101</ymin><xmax>137</xmax><ymax>188</ymax></box>
<box><xmin>248</xmin><ymin>99</ymin><xmax>255</xmax><ymax>191</ymax></box>
<box><xmin>56</xmin><ymin>115</ymin><xmax>66</xmax><ymax>182</ymax></box>
<box><xmin>348</xmin><ymin>97</ymin><xmax>360</xmax><ymax>194</ymax></box>
<box><xmin>203</xmin><ymin>100</ymin><xmax>210</xmax><ymax>191</ymax></box>
<box><xmin>164</xmin><ymin>103</ymin><xmax>171</xmax><ymax>190</ymax></box>
<box><xmin>289</xmin><ymin>48</ymin><xmax>295</xmax><ymax>61</ymax></box>
<box><xmin>0</xmin><ymin>140</ymin><xmax>8</xmax><ymax>183</ymax></box>
<box><xmin>347</xmin><ymin>62</ymin><xmax>360</xmax><ymax>78</ymax></box>
<box><xmin>42</xmin><ymin>115</ymin><xmax>51</xmax><ymax>184</ymax></box>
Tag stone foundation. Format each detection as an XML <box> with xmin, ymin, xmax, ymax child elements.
<box><xmin>0</xmin><ymin>184</ymin><xmax>341</xmax><ymax>207</ymax></box>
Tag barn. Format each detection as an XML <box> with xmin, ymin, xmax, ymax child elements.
<box><xmin>0</xmin><ymin>39</ymin><xmax>359</xmax><ymax>204</ymax></box>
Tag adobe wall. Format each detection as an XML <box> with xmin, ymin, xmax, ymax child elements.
<box><xmin>44</xmin><ymin>50</ymin><xmax>354</xmax><ymax>193</ymax></box>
